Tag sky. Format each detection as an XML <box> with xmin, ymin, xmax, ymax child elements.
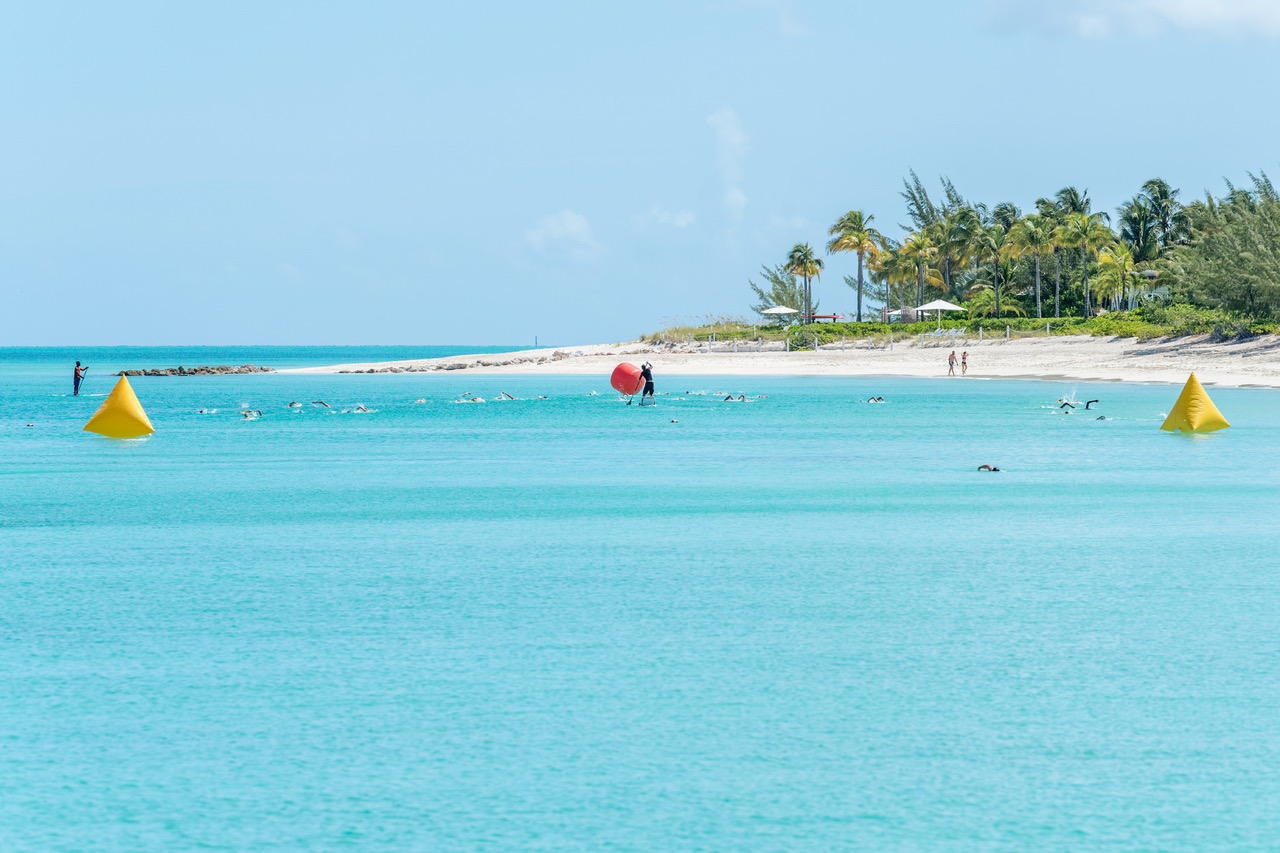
<box><xmin>3</xmin><ymin>0</ymin><xmax>1280</xmax><ymax>345</ymax></box>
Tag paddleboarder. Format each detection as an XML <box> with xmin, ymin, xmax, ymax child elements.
<box><xmin>640</xmin><ymin>362</ymin><xmax>655</xmax><ymax>401</ymax></box>
<box><xmin>73</xmin><ymin>361</ymin><xmax>87</xmax><ymax>396</ymax></box>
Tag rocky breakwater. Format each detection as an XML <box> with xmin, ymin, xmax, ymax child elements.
<box><xmin>117</xmin><ymin>365</ymin><xmax>275</xmax><ymax>377</ymax></box>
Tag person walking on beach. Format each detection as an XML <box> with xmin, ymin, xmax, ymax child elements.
<box><xmin>948</xmin><ymin>351</ymin><xmax>956</xmax><ymax>376</ymax></box>
<box><xmin>640</xmin><ymin>362</ymin><xmax>655</xmax><ymax>400</ymax></box>
<box><xmin>961</xmin><ymin>352</ymin><xmax>968</xmax><ymax>376</ymax></box>
<box><xmin>73</xmin><ymin>361</ymin><xmax>87</xmax><ymax>396</ymax></box>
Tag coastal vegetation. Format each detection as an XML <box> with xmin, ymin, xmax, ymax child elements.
<box><xmin>647</xmin><ymin>304</ymin><xmax>1276</xmax><ymax>349</ymax></box>
<box><xmin>737</xmin><ymin>169</ymin><xmax>1280</xmax><ymax>331</ymax></box>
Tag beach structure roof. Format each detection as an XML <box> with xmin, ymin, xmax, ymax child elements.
<box><xmin>916</xmin><ymin>299</ymin><xmax>965</xmax><ymax>329</ymax></box>
<box><xmin>762</xmin><ymin>306</ymin><xmax>799</xmax><ymax>315</ymax></box>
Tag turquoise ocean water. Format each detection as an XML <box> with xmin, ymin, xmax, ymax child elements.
<box><xmin>4</xmin><ymin>347</ymin><xmax>1280</xmax><ymax>850</ymax></box>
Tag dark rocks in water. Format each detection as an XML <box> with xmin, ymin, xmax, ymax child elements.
<box><xmin>117</xmin><ymin>364</ymin><xmax>275</xmax><ymax>377</ymax></box>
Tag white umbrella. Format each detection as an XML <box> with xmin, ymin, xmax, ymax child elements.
<box><xmin>762</xmin><ymin>306</ymin><xmax>798</xmax><ymax>315</ymax></box>
<box><xmin>916</xmin><ymin>299</ymin><xmax>964</xmax><ymax>329</ymax></box>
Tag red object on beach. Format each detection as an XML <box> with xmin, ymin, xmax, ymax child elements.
<box><xmin>610</xmin><ymin>363</ymin><xmax>644</xmax><ymax>396</ymax></box>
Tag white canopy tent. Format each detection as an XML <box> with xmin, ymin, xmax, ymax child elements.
<box><xmin>916</xmin><ymin>299</ymin><xmax>964</xmax><ymax>329</ymax></box>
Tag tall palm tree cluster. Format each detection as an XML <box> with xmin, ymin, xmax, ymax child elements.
<box><xmin>761</xmin><ymin>172</ymin><xmax>1196</xmax><ymax>323</ymax></box>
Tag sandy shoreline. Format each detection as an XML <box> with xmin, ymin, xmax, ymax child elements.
<box><xmin>281</xmin><ymin>334</ymin><xmax>1280</xmax><ymax>388</ymax></box>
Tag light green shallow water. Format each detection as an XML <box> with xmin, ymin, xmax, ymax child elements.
<box><xmin>3</xmin><ymin>352</ymin><xmax>1280</xmax><ymax>850</ymax></box>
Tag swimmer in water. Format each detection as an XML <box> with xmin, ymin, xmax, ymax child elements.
<box><xmin>352</xmin><ymin>405</ymin><xmax>371</xmax><ymax>413</ymax></box>
<box><xmin>287</xmin><ymin>401</ymin><xmax>302</xmax><ymax>408</ymax></box>
<box><xmin>1085</xmin><ymin>400</ymin><xmax>1099</xmax><ymax>409</ymax></box>
<box><xmin>415</xmin><ymin>399</ymin><xmax>426</xmax><ymax>403</ymax></box>
<box><xmin>977</xmin><ymin>464</ymin><xmax>1001</xmax><ymax>472</ymax></box>
<box><xmin>866</xmin><ymin>397</ymin><xmax>886</xmax><ymax>403</ymax></box>
<box><xmin>312</xmin><ymin>401</ymin><xmax>331</xmax><ymax>408</ymax></box>
<box><xmin>241</xmin><ymin>410</ymin><xmax>262</xmax><ymax>419</ymax></box>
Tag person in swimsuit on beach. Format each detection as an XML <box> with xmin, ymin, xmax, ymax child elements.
<box><xmin>961</xmin><ymin>352</ymin><xmax>968</xmax><ymax>375</ymax></box>
<box><xmin>948</xmin><ymin>351</ymin><xmax>956</xmax><ymax>376</ymax></box>
<box><xmin>73</xmin><ymin>361</ymin><xmax>87</xmax><ymax>396</ymax></box>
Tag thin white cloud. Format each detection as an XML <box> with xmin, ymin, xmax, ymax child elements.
<box><xmin>635</xmin><ymin>205</ymin><xmax>696</xmax><ymax>228</ymax></box>
<box><xmin>768</xmin><ymin>214</ymin><xmax>807</xmax><ymax>231</ymax></box>
<box><xmin>707</xmin><ymin>107</ymin><xmax>748</xmax><ymax>219</ymax></box>
<box><xmin>737</xmin><ymin>0</ymin><xmax>810</xmax><ymax>36</ymax></box>
<box><xmin>525</xmin><ymin>210</ymin><xmax>601</xmax><ymax>261</ymax></box>
<box><xmin>986</xmin><ymin>0</ymin><xmax>1280</xmax><ymax>37</ymax></box>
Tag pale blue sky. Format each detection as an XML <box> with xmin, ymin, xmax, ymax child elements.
<box><xmin>4</xmin><ymin>0</ymin><xmax>1279</xmax><ymax>345</ymax></box>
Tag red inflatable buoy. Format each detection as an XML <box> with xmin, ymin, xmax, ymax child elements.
<box><xmin>611</xmin><ymin>362</ymin><xmax>644</xmax><ymax>396</ymax></box>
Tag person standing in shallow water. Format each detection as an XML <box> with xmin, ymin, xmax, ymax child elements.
<box><xmin>73</xmin><ymin>361</ymin><xmax>87</xmax><ymax>396</ymax></box>
<box><xmin>948</xmin><ymin>351</ymin><xmax>956</xmax><ymax>376</ymax></box>
<box><xmin>640</xmin><ymin>362</ymin><xmax>655</xmax><ymax>400</ymax></box>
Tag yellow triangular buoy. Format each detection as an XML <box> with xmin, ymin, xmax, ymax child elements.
<box><xmin>83</xmin><ymin>375</ymin><xmax>156</xmax><ymax>438</ymax></box>
<box><xmin>1160</xmin><ymin>372</ymin><xmax>1229</xmax><ymax>434</ymax></box>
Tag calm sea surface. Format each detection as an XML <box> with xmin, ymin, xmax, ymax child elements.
<box><xmin>3</xmin><ymin>347</ymin><xmax>1280</xmax><ymax>850</ymax></box>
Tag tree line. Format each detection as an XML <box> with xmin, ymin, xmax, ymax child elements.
<box><xmin>749</xmin><ymin>170</ymin><xmax>1280</xmax><ymax>323</ymax></box>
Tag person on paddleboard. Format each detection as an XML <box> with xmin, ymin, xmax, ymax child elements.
<box><xmin>640</xmin><ymin>362</ymin><xmax>655</xmax><ymax>400</ymax></box>
<box><xmin>73</xmin><ymin>361</ymin><xmax>87</xmax><ymax>396</ymax></box>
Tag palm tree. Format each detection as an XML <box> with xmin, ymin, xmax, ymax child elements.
<box><xmin>1057</xmin><ymin>212</ymin><xmax>1113</xmax><ymax>316</ymax></box>
<box><xmin>1096</xmin><ymin>244</ymin><xmax>1137</xmax><ymax>311</ymax></box>
<box><xmin>973</xmin><ymin>224</ymin><xmax>1010</xmax><ymax>317</ymax></box>
<box><xmin>1117</xmin><ymin>195</ymin><xmax>1160</xmax><ymax>262</ymax></box>
<box><xmin>1034</xmin><ymin>197</ymin><xmax>1068</xmax><ymax>318</ymax></box>
<box><xmin>868</xmin><ymin>242</ymin><xmax>914</xmax><ymax>312</ymax></box>
<box><xmin>786</xmin><ymin>243</ymin><xmax>824</xmax><ymax>323</ymax></box>
<box><xmin>900</xmin><ymin>232</ymin><xmax>942</xmax><ymax>308</ymax></box>
<box><xmin>991</xmin><ymin>202</ymin><xmax>1022</xmax><ymax>231</ymax></box>
<box><xmin>826</xmin><ymin>210</ymin><xmax>883</xmax><ymax>322</ymax></box>
<box><xmin>1142</xmin><ymin>178</ymin><xmax>1187</xmax><ymax>248</ymax></box>
<box><xmin>1055</xmin><ymin>186</ymin><xmax>1091</xmax><ymax>215</ymax></box>
<box><xmin>934</xmin><ymin>208</ymin><xmax>979</xmax><ymax>300</ymax></box>
<box><xmin>1006</xmin><ymin>214</ymin><xmax>1053</xmax><ymax>319</ymax></box>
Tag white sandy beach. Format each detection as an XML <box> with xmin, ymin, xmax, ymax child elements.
<box><xmin>283</xmin><ymin>333</ymin><xmax>1280</xmax><ymax>388</ymax></box>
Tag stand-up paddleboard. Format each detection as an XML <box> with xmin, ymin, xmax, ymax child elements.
<box><xmin>639</xmin><ymin>397</ymin><xmax>656</xmax><ymax>407</ymax></box>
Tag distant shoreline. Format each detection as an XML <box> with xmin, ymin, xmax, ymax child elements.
<box><xmin>278</xmin><ymin>334</ymin><xmax>1280</xmax><ymax>389</ymax></box>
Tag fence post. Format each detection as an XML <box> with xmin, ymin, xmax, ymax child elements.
<box><xmin>1046</xmin><ymin>322</ymin><xmax>1050</xmax><ymax>335</ymax></box>
<box><xmin>786</xmin><ymin>337</ymin><xmax>790</xmax><ymax>352</ymax></box>
<box><xmin>842</xmin><ymin>335</ymin><xmax>845</xmax><ymax>351</ymax></box>
<box><xmin>1006</xmin><ymin>326</ymin><xmax>1010</xmax><ymax>339</ymax></box>
<box><xmin>979</xmin><ymin>327</ymin><xmax>983</xmax><ymax>342</ymax></box>
<box><xmin>889</xmin><ymin>333</ymin><xmax>893</xmax><ymax>351</ymax></box>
